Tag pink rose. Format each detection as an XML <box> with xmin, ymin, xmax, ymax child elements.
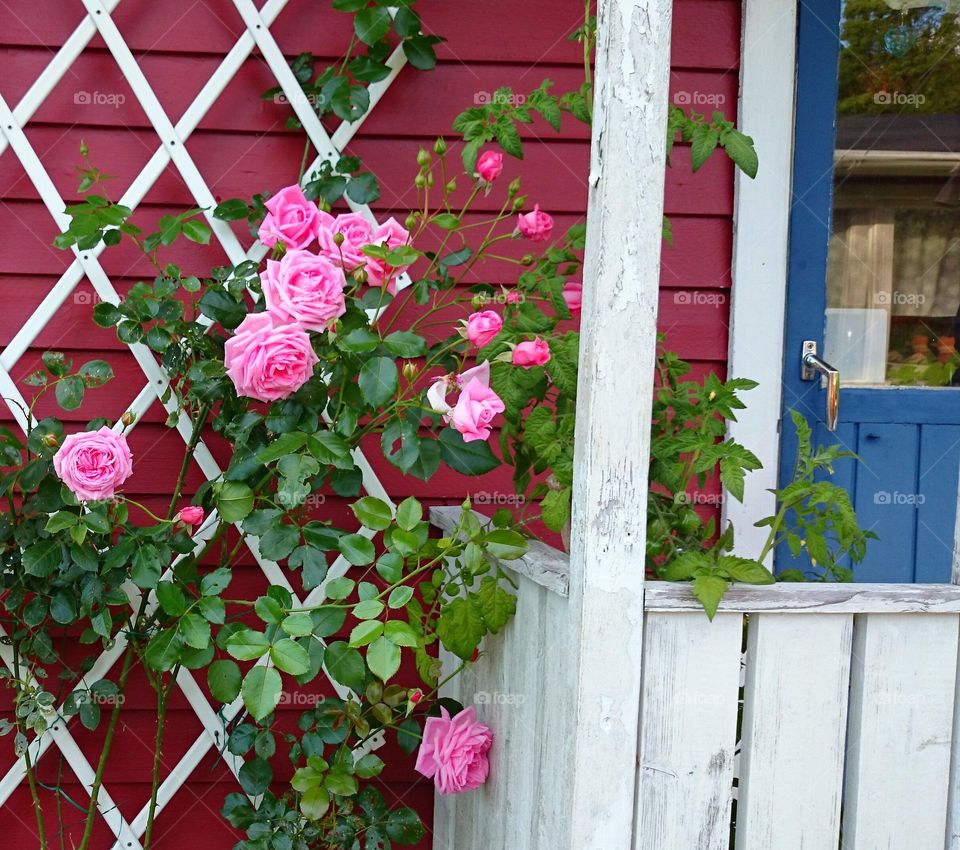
<box><xmin>415</xmin><ymin>707</ymin><xmax>493</xmax><ymax>795</ymax></box>
<box><xmin>317</xmin><ymin>211</ymin><xmax>374</xmax><ymax>270</ymax></box>
<box><xmin>517</xmin><ymin>204</ymin><xmax>554</xmax><ymax>242</ymax></box>
<box><xmin>476</xmin><ymin>150</ymin><xmax>504</xmax><ymax>182</ymax></box>
<box><xmin>512</xmin><ymin>337</ymin><xmax>551</xmax><ymax>368</ymax></box>
<box><xmin>176</xmin><ymin>506</ymin><xmax>205</xmax><ymax>526</ymax></box>
<box><xmin>466</xmin><ymin>311</ymin><xmax>502</xmax><ymax>347</ymax></box>
<box><xmin>426</xmin><ymin>361</ymin><xmax>492</xmax><ymax>419</ymax></box>
<box><xmin>258</xmin><ymin>185</ymin><xmax>320</xmax><ymax>250</ymax></box>
<box><xmin>224</xmin><ymin>312</ymin><xmax>319</xmax><ymax>403</ymax></box>
<box><xmin>365</xmin><ymin>217</ymin><xmax>412</xmax><ymax>294</ymax></box>
<box><xmin>505</xmin><ymin>290</ymin><xmax>522</xmax><ymax>304</ymax></box>
<box><xmin>53</xmin><ymin>427</ymin><xmax>133</xmax><ymax>502</ymax></box>
<box><xmin>450</xmin><ymin>378</ymin><xmax>505</xmax><ymax>442</ymax></box>
<box><xmin>563</xmin><ymin>282</ymin><xmax>582</xmax><ymax>315</ymax></box>
<box><xmin>261</xmin><ymin>249</ymin><xmax>346</xmax><ymax>332</ymax></box>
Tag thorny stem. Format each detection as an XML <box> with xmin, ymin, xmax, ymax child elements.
<box><xmin>12</xmin><ymin>649</ymin><xmax>48</xmax><ymax>850</ymax></box>
<box><xmin>143</xmin><ymin>671</ymin><xmax>176</xmax><ymax>849</ymax></box>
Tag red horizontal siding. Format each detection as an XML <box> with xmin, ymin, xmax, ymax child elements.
<box><xmin>0</xmin><ymin>0</ymin><xmax>741</xmax><ymax>845</ymax></box>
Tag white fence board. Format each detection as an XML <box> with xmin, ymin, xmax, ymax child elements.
<box><xmin>637</xmin><ymin>612</ymin><xmax>742</xmax><ymax>850</ymax></box>
<box><xmin>843</xmin><ymin>613</ymin><xmax>959</xmax><ymax>849</ymax></box>
<box><xmin>735</xmin><ymin>613</ymin><xmax>853</xmax><ymax>850</ymax></box>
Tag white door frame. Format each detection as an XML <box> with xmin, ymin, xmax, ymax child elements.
<box><xmin>724</xmin><ymin>0</ymin><xmax>800</xmax><ymax>562</ymax></box>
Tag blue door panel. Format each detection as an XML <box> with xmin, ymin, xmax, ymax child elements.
<box><xmin>916</xmin><ymin>426</ymin><xmax>960</xmax><ymax>583</ymax></box>
<box><xmin>852</xmin><ymin>424</ymin><xmax>919</xmax><ymax>583</ymax></box>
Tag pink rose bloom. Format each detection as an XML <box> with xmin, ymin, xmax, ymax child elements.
<box><xmin>505</xmin><ymin>290</ymin><xmax>522</xmax><ymax>304</ymax></box>
<box><xmin>563</xmin><ymin>282</ymin><xmax>582</xmax><ymax>315</ymax></box>
<box><xmin>258</xmin><ymin>184</ymin><xmax>320</xmax><ymax>250</ymax></box>
<box><xmin>513</xmin><ymin>337</ymin><xmax>551</xmax><ymax>368</ymax></box>
<box><xmin>175</xmin><ymin>506</ymin><xmax>205</xmax><ymax>526</ymax></box>
<box><xmin>415</xmin><ymin>707</ymin><xmax>493</xmax><ymax>795</ymax></box>
<box><xmin>53</xmin><ymin>427</ymin><xmax>133</xmax><ymax>502</ymax></box>
<box><xmin>476</xmin><ymin>150</ymin><xmax>504</xmax><ymax>182</ymax></box>
<box><xmin>517</xmin><ymin>204</ymin><xmax>554</xmax><ymax>242</ymax></box>
<box><xmin>427</xmin><ymin>361</ymin><xmax>491</xmax><ymax>420</ymax></box>
<box><xmin>466</xmin><ymin>311</ymin><xmax>502</xmax><ymax>348</ymax></box>
<box><xmin>450</xmin><ymin>378</ymin><xmax>505</xmax><ymax>442</ymax></box>
<box><xmin>261</xmin><ymin>249</ymin><xmax>346</xmax><ymax>332</ymax></box>
<box><xmin>365</xmin><ymin>217</ymin><xmax>412</xmax><ymax>294</ymax></box>
<box><xmin>224</xmin><ymin>312</ymin><xmax>319</xmax><ymax>403</ymax></box>
<box><xmin>317</xmin><ymin>211</ymin><xmax>374</xmax><ymax>269</ymax></box>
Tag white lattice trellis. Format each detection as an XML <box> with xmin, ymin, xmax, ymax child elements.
<box><xmin>0</xmin><ymin>2</ymin><xmax>414</xmax><ymax>845</ymax></box>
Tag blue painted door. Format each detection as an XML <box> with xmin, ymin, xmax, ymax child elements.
<box><xmin>782</xmin><ymin>0</ymin><xmax>960</xmax><ymax>582</ymax></box>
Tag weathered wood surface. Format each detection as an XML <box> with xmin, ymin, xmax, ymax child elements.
<box><xmin>636</xmin><ymin>613</ymin><xmax>742</xmax><ymax>850</ymax></box>
<box><xmin>842</xmin><ymin>614</ymin><xmax>960</xmax><ymax>849</ymax></box>
<box><xmin>563</xmin><ymin>0</ymin><xmax>674</xmax><ymax>847</ymax></box>
<box><xmin>429</xmin><ymin>506</ymin><xmax>570</xmax><ymax>597</ymax></box>
<box><xmin>644</xmin><ymin>580</ymin><xmax>960</xmax><ymax>613</ymax></box>
<box><xmin>734</xmin><ymin>613</ymin><xmax>852</xmax><ymax>849</ymax></box>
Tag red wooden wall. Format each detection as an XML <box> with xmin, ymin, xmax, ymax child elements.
<box><xmin>0</xmin><ymin>0</ymin><xmax>741</xmax><ymax>845</ymax></box>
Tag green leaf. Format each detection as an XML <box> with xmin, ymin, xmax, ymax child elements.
<box><xmin>212</xmin><ymin>199</ymin><xmax>249</xmax><ymax>221</ymax></box>
<box><xmin>349</xmin><ymin>620</ymin><xmax>384</xmax><ymax>648</ymax></box>
<box><xmin>256</xmin><ymin>432</ymin><xmax>309</xmax><ymax>463</ymax></box>
<box><xmin>351</xmin><ymin>496</ymin><xmax>393</xmax><ymax>531</ymax></box>
<box><xmin>300</xmin><ymin>786</ymin><xmax>330</xmax><ymax>820</ymax></box>
<box><xmin>259</xmin><ymin>524</ymin><xmax>300</xmax><ymax>561</ymax></box>
<box><xmin>155</xmin><ymin>581</ymin><xmax>187</xmax><ymax>616</ymax></box>
<box><xmin>439</xmin><ymin>428</ymin><xmax>500</xmax><ymax>475</ymax></box>
<box><xmin>483</xmin><ymin>529</ymin><xmax>527</xmax><ymax>561</ymax></box>
<box><xmin>358</xmin><ymin>357</ymin><xmax>398</xmax><ymax>407</ymax></box>
<box><xmin>691</xmin><ymin>574</ymin><xmax>729</xmax><ymax>621</ymax></box>
<box><xmin>281</xmin><ymin>612</ymin><xmax>314</xmax><ymax>637</ymax></box>
<box><xmin>395</xmin><ymin>496</ymin><xmax>422</xmax><ymax>531</ymax></box>
<box><xmin>436</xmin><ymin>597</ymin><xmax>485</xmax><ymax>660</ymax></box>
<box><xmin>242</xmin><ymin>667</ymin><xmax>283</xmax><ymax>721</ymax></box>
<box><xmin>387</xmin><ymin>586</ymin><xmax>414</xmax><ymax>609</ymax></box>
<box><xmin>338</xmin><ymin>533</ymin><xmax>375</xmax><ymax>566</ymax></box>
<box><xmin>271</xmin><ymin>638</ymin><xmax>311</xmax><ymax>675</ymax></box>
<box><xmin>720</xmin><ymin>128</ymin><xmax>759</xmax><ymax>179</ymax></box>
<box><xmin>216</xmin><ymin>482</ymin><xmax>254</xmax><ymax>523</ymax></box>
<box><xmin>324</xmin><ymin>641</ymin><xmax>366</xmax><ymax>692</ymax></box>
<box><xmin>366</xmin><ymin>636</ymin><xmax>401</xmax><ymax>682</ymax></box>
<box><xmin>386</xmin><ymin>808</ymin><xmax>426</xmax><ymax>844</ymax></box>
<box><xmin>208</xmin><ymin>659</ymin><xmax>242</xmax><ymax>703</ymax></box>
<box><xmin>131</xmin><ymin>545</ymin><xmax>162</xmax><ymax>589</ymax></box>
<box><xmin>55</xmin><ymin>376</ymin><xmax>85</xmax><ymax>411</ymax></box>
<box><xmin>200</xmin><ymin>567</ymin><xmax>232</xmax><ymax>596</ymax></box>
<box><xmin>384</xmin><ymin>331</ymin><xmax>427</xmax><ymax>358</ymax></box>
<box><xmin>403</xmin><ymin>34</ymin><xmax>438</xmax><ymax>71</ymax></box>
<box><xmin>384</xmin><ymin>620</ymin><xmax>419</xmax><ymax>647</ymax></box>
<box><xmin>393</xmin><ymin>6</ymin><xmax>421</xmax><ymax>37</ymax></box>
<box><xmin>718</xmin><ymin>556</ymin><xmax>775</xmax><ymax>585</ymax></box>
<box><xmin>238</xmin><ymin>756</ymin><xmax>273</xmax><ymax>796</ymax></box>
<box><xmin>354</xmin><ymin>753</ymin><xmax>385</xmax><ymax>779</ymax></box>
<box><xmin>376</xmin><ymin>552</ymin><xmax>404</xmax><ymax>583</ymax></box>
<box><xmin>145</xmin><ymin>628</ymin><xmax>182</xmax><ymax>672</ymax></box>
<box><xmin>22</xmin><ymin>540</ymin><xmax>63</xmax><ymax>577</ymax></box>
<box><xmin>476</xmin><ymin>576</ymin><xmax>516</xmax><ymax>632</ymax></box>
<box><xmin>226</xmin><ymin>629</ymin><xmax>271</xmax><ymax>661</ymax></box>
<box><xmin>182</xmin><ymin>219</ymin><xmax>212</xmax><ymax>245</ymax></box>
<box><xmin>355</xmin><ymin>6</ymin><xmax>391</xmax><ymax>44</ymax></box>
<box><xmin>690</xmin><ymin>124</ymin><xmax>720</xmax><ymax>172</ymax></box>
<box><xmin>180</xmin><ymin>613</ymin><xmax>211</xmax><ymax>650</ymax></box>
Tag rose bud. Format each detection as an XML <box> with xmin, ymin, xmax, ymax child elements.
<box><xmin>175</xmin><ymin>506</ymin><xmax>205</xmax><ymax>526</ymax></box>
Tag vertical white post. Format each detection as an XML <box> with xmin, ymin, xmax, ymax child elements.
<box><xmin>567</xmin><ymin>0</ymin><xmax>673</xmax><ymax>847</ymax></box>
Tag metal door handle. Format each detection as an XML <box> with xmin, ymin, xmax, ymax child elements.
<box><xmin>801</xmin><ymin>340</ymin><xmax>840</xmax><ymax>431</ymax></box>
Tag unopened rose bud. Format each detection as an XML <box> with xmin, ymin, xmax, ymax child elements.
<box><xmin>353</xmin><ymin>267</ymin><xmax>369</xmax><ymax>285</ymax></box>
<box><xmin>121</xmin><ymin>411</ymin><xmax>136</xmax><ymax>426</ymax></box>
<box><xmin>414</xmin><ymin>174</ymin><xmax>427</xmax><ymax>189</ymax></box>
<box><xmin>333</xmin><ymin>232</ymin><xmax>345</xmax><ymax>247</ymax></box>
<box><xmin>445</xmin><ymin>178</ymin><xmax>457</xmax><ymax>194</ymax></box>
<box><xmin>471</xmin><ymin>295</ymin><xmax>486</xmax><ymax>309</ymax></box>
<box><xmin>271</xmin><ymin>241</ymin><xmax>287</xmax><ymax>260</ymax></box>
<box><xmin>520</xmin><ymin>254</ymin><xmax>535</xmax><ymax>266</ymax></box>
<box><xmin>404</xmin><ymin>212</ymin><xmax>419</xmax><ymax>230</ymax></box>
<box><xmin>409</xmin><ymin>688</ymin><xmax>423</xmax><ymax>704</ymax></box>
<box><xmin>507</xmin><ymin>177</ymin><xmax>521</xmax><ymax>197</ymax></box>
<box><xmin>402</xmin><ymin>362</ymin><xmax>418</xmax><ymax>383</ymax></box>
<box><xmin>42</xmin><ymin>433</ymin><xmax>59</xmax><ymax>448</ymax></box>
<box><xmin>425</xmin><ymin>172</ymin><xmax>434</xmax><ymax>188</ymax></box>
<box><xmin>433</xmin><ymin>137</ymin><xmax>447</xmax><ymax>156</ymax></box>
<box><xmin>511</xmin><ymin>196</ymin><xmax>526</xmax><ymax>213</ymax></box>
<box><xmin>175</xmin><ymin>506</ymin><xmax>205</xmax><ymax>526</ymax></box>
<box><xmin>416</xmin><ymin>148</ymin><xmax>431</xmax><ymax>167</ymax></box>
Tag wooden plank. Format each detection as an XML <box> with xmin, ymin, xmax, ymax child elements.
<box><xmin>734</xmin><ymin>613</ymin><xmax>852</xmax><ymax>850</ymax></box>
<box><xmin>643</xmin><ymin>581</ymin><xmax>960</xmax><ymax>613</ymax></box>
<box><xmin>637</xmin><ymin>613</ymin><xmax>742</xmax><ymax>850</ymax></box>
<box><xmin>842</xmin><ymin>613</ymin><xmax>960</xmax><ymax>849</ymax></box>
<box><xmin>723</xmin><ymin>0</ymin><xmax>798</xmax><ymax>561</ymax></box>
<box><xmin>853</xmin><ymin>423</ymin><xmax>920</xmax><ymax>582</ymax></box>
<box><xmin>430</xmin><ymin>506</ymin><xmax>570</xmax><ymax>597</ymax></box>
<box><xmin>915</xmin><ymin>424</ymin><xmax>960</xmax><ymax>582</ymax></box>
<box><xmin>564</xmin><ymin>0</ymin><xmax>673</xmax><ymax>846</ymax></box>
